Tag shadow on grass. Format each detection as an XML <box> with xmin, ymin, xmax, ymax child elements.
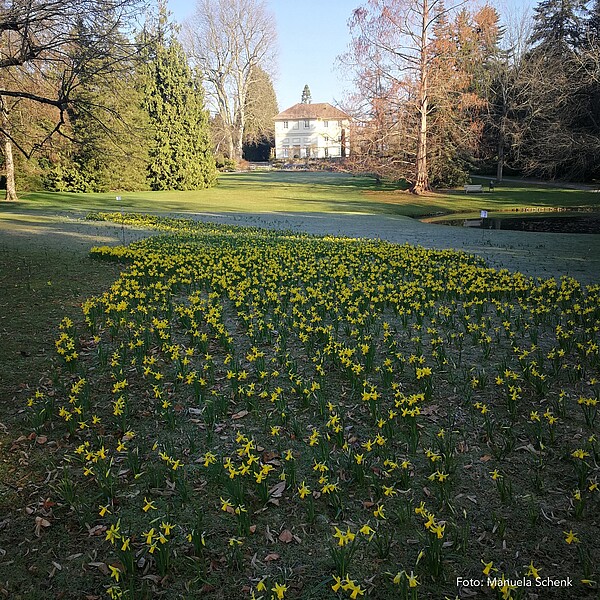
<box><xmin>270</xmin><ymin>196</ymin><xmax>417</xmax><ymax>216</ymax></box>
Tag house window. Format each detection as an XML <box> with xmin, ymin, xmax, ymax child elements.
<box><xmin>324</xmin><ymin>147</ymin><xmax>329</xmax><ymax>158</ymax></box>
<box><xmin>324</xmin><ymin>135</ymin><xmax>329</xmax><ymax>142</ymax></box>
<box><xmin>283</xmin><ymin>121</ymin><xmax>288</xmax><ymax>129</ymax></box>
<box><xmin>324</xmin><ymin>120</ymin><xmax>329</xmax><ymax>127</ymax></box>
<box><xmin>282</xmin><ymin>146</ymin><xmax>289</xmax><ymax>158</ymax></box>
<box><xmin>304</xmin><ymin>120</ymin><xmax>310</xmax><ymax>128</ymax></box>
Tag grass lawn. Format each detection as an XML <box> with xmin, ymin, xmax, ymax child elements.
<box><xmin>0</xmin><ymin>173</ymin><xmax>599</xmax><ymax>599</ymax></box>
<box><xmin>2</xmin><ymin>171</ymin><xmax>598</xmax><ymax>220</ymax></box>
<box><xmin>0</xmin><ymin>211</ymin><xmax>599</xmax><ymax>599</ymax></box>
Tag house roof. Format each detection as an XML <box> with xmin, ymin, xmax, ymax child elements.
<box><xmin>274</xmin><ymin>102</ymin><xmax>350</xmax><ymax>121</ymax></box>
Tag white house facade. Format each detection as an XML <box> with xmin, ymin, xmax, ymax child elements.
<box><xmin>273</xmin><ymin>103</ymin><xmax>351</xmax><ymax>160</ymax></box>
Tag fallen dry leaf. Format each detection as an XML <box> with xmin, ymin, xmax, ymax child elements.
<box><xmin>263</xmin><ymin>450</ymin><xmax>279</xmax><ymax>463</ymax></box>
<box><xmin>34</xmin><ymin>516</ymin><xmax>51</xmax><ymax>536</ymax></box>
<box><xmin>88</xmin><ymin>562</ymin><xmax>110</xmax><ymax>575</ymax></box>
<box><xmin>269</xmin><ymin>480</ymin><xmax>286</xmax><ymax>498</ymax></box>
<box><xmin>265</xmin><ymin>524</ymin><xmax>275</xmax><ymax>543</ymax></box>
<box><xmin>264</xmin><ymin>553</ymin><xmax>280</xmax><ymax>562</ymax></box>
<box><xmin>231</xmin><ymin>410</ymin><xmax>249</xmax><ymax>420</ymax></box>
<box><xmin>67</xmin><ymin>553</ymin><xmax>83</xmax><ymax>560</ymax></box>
<box><xmin>87</xmin><ymin>525</ymin><xmax>107</xmax><ymax>537</ymax></box>
<box><xmin>278</xmin><ymin>529</ymin><xmax>293</xmax><ymax>543</ymax></box>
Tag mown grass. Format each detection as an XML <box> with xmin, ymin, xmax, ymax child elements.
<box><xmin>0</xmin><ymin>172</ymin><xmax>599</xmax><ymax>600</ymax></box>
<box><xmin>0</xmin><ymin>247</ymin><xmax>122</xmax><ymax>392</ymax></box>
<box><xmin>2</xmin><ymin>172</ymin><xmax>598</xmax><ymax>220</ymax></box>
<box><xmin>2</xmin><ymin>212</ymin><xmax>599</xmax><ymax>600</ymax></box>
<box><xmin>0</xmin><ymin>241</ymin><xmax>122</xmax><ymax>599</ymax></box>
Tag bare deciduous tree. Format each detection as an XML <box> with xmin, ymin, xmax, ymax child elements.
<box><xmin>183</xmin><ymin>0</ymin><xmax>276</xmax><ymax>162</ymax></box>
<box><xmin>346</xmin><ymin>0</ymin><xmax>469</xmax><ymax>193</ymax></box>
<box><xmin>0</xmin><ymin>0</ymin><xmax>148</xmax><ymax>199</ymax></box>
<box><xmin>482</xmin><ymin>1</ymin><xmax>533</xmax><ymax>182</ymax></box>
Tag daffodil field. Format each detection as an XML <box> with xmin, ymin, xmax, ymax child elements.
<box><xmin>22</xmin><ymin>213</ymin><xmax>600</xmax><ymax>599</ymax></box>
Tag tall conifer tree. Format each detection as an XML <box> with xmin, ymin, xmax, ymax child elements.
<box><xmin>301</xmin><ymin>85</ymin><xmax>312</xmax><ymax>104</ymax></box>
<box><xmin>142</xmin><ymin>7</ymin><xmax>216</xmax><ymax>190</ymax></box>
<box><xmin>243</xmin><ymin>66</ymin><xmax>278</xmax><ymax>161</ymax></box>
<box><xmin>530</xmin><ymin>0</ymin><xmax>589</xmax><ymax>51</ymax></box>
<box><xmin>513</xmin><ymin>0</ymin><xmax>599</xmax><ymax>179</ymax></box>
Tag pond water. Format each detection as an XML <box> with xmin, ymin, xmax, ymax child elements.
<box><xmin>440</xmin><ymin>214</ymin><xmax>600</xmax><ymax>234</ymax></box>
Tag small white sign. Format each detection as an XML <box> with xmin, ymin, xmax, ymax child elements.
<box><xmin>116</xmin><ymin>196</ymin><xmax>122</xmax><ymax>202</ymax></box>
<box><xmin>480</xmin><ymin>210</ymin><xmax>488</xmax><ymax>219</ymax></box>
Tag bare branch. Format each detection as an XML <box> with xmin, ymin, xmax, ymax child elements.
<box><xmin>182</xmin><ymin>0</ymin><xmax>277</xmax><ymax>161</ymax></box>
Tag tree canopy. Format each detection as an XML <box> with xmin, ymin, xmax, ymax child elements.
<box><xmin>301</xmin><ymin>84</ymin><xmax>312</xmax><ymax>104</ymax></box>
<box><xmin>184</xmin><ymin>0</ymin><xmax>276</xmax><ymax>162</ymax></box>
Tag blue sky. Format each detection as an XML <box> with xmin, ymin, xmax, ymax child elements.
<box><xmin>168</xmin><ymin>0</ymin><xmax>534</xmax><ymax>112</ymax></box>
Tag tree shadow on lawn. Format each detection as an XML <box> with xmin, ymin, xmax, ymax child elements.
<box><xmin>0</xmin><ymin>215</ymin><xmax>154</xmax><ymax>251</ymax></box>
<box><xmin>462</xmin><ymin>186</ymin><xmax>600</xmax><ymax>210</ymax></box>
<box><xmin>368</xmin><ymin>187</ymin><xmax>600</xmax><ymax>218</ymax></box>
<box><xmin>214</xmin><ymin>171</ymin><xmax>406</xmax><ymax>192</ymax></box>
<box><xmin>271</xmin><ymin>195</ymin><xmax>418</xmax><ymax>216</ymax></box>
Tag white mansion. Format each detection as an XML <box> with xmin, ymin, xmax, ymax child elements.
<box><xmin>273</xmin><ymin>103</ymin><xmax>351</xmax><ymax>160</ymax></box>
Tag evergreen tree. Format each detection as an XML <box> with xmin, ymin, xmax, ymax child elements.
<box><xmin>243</xmin><ymin>66</ymin><xmax>278</xmax><ymax>161</ymax></box>
<box><xmin>511</xmin><ymin>0</ymin><xmax>600</xmax><ymax>180</ymax></box>
<box><xmin>45</xmin><ymin>23</ymin><xmax>151</xmax><ymax>192</ymax></box>
<box><xmin>142</xmin><ymin>8</ymin><xmax>216</xmax><ymax>190</ymax></box>
<box><xmin>588</xmin><ymin>0</ymin><xmax>600</xmax><ymax>41</ymax></box>
<box><xmin>428</xmin><ymin>5</ymin><xmax>502</xmax><ymax>186</ymax></box>
<box><xmin>530</xmin><ymin>0</ymin><xmax>589</xmax><ymax>52</ymax></box>
<box><xmin>301</xmin><ymin>84</ymin><xmax>312</xmax><ymax>104</ymax></box>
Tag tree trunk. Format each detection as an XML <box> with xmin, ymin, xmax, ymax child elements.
<box><xmin>4</xmin><ymin>136</ymin><xmax>17</xmax><ymax>201</ymax></box>
<box><xmin>411</xmin><ymin>0</ymin><xmax>430</xmax><ymax>194</ymax></box>
<box><xmin>227</xmin><ymin>130</ymin><xmax>235</xmax><ymax>160</ymax></box>
<box><xmin>231</xmin><ymin>127</ymin><xmax>243</xmax><ymax>162</ymax></box>
<box><xmin>496</xmin><ymin>138</ymin><xmax>504</xmax><ymax>182</ymax></box>
<box><xmin>1</xmin><ymin>100</ymin><xmax>17</xmax><ymax>201</ymax></box>
<box><xmin>496</xmin><ymin>100</ymin><xmax>507</xmax><ymax>182</ymax></box>
<box><xmin>232</xmin><ymin>107</ymin><xmax>245</xmax><ymax>162</ymax></box>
